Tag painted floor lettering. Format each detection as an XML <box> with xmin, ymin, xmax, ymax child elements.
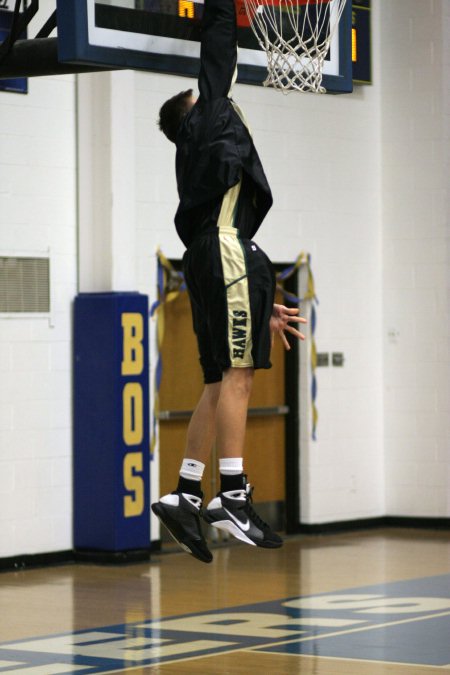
<box><xmin>0</xmin><ymin>574</ymin><xmax>449</xmax><ymax>673</ymax></box>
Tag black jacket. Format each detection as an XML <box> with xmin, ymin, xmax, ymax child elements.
<box><xmin>174</xmin><ymin>0</ymin><xmax>273</xmax><ymax>247</ymax></box>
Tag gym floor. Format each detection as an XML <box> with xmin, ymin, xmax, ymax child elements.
<box><xmin>1</xmin><ymin>529</ymin><xmax>449</xmax><ymax>674</ymax></box>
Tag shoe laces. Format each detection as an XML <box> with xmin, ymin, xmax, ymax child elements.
<box><xmin>240</xmin><ymin>482</ymin><xmax>271</xmax><ymax>532</ymax></box>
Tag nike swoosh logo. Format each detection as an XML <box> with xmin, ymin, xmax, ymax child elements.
<box><xmin>224</xmin><ymin>507</ymin><xmax>251</xmax><ymax>532</ymax></box>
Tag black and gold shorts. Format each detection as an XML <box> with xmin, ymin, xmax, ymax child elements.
<box><xmin>183</xmin><ymin>226</ymin><xmax>276</xmax><ymax>384</ymax></box>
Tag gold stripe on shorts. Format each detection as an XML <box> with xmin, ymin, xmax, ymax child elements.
<box><xmin>217</xmin><ymin>181</ymin><xmax>254</xmax><ymax>368</ymax></box>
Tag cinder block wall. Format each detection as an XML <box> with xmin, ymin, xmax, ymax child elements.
<box><xmin>0</xmin><ymin>72</ymin><xmax>77</xmax><ymax>557</ymax></box>
<box><xmin>381</xmin><ymin>0</ymin><xmax>450</xmax><ymax>517</ymax></box>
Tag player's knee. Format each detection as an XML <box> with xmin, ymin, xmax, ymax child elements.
<box><xmin>204</xmin><ymin>381</ymin><xmax>222</xmax><ymax>404</ymax></box>
<box><xmin>223</xmin><ymin>367</ymin><xmax>254</xmax><ymax>397</ymax></box>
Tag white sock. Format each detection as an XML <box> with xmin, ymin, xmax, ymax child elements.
<box><xmin>179</xmin><ymin>458</ymin><xmax>205</xmax><ymax>481</ymax></box>
<box><xmin>219</xmin><ymin>457</ymin><xmax>244</xmax><ymax>475</ymax></box>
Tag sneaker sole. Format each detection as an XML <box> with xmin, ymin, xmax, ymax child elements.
<box><xmin>208</xmin><ymin>519</ymin><xmax>256</xmax><ymax>546</ymax></box>
<box><xmin>207</xmin><ymin>519</ymin><xmax>283</xmax><ymax>549</ymax></box>
<box><xmin>152</xmin><ymin>503</ymin><xmax>213</xmax><ymax>563</ymax></box>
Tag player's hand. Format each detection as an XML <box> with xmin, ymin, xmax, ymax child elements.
<box><xmin>270</xmin><ymin>303</ymin><xmax>307</xmax><ymax>351</ymax></box>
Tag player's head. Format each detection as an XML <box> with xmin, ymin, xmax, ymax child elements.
<box><xmin>158</xmin><ymin>89</ymin><xmax>195</xmax><ymax>143</ymax></box>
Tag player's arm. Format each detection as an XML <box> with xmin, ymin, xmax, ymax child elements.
<box><xmin>198</xmin><ymin>0</ymin><xmax>238</xmax><ymax>101</ymax></box>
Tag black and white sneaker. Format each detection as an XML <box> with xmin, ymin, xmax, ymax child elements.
<box><xmin>151</xmin><ymin>493</ymin><xmax>213</xmax><ymax>563</ymax></box>
<box><xmin>203</xmin><ymin>483</ymin><xmax>283</xmax><ymax>549</ymax></box>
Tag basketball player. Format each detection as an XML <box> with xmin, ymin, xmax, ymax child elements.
<box><xmin>152</xmin><ymin>0</ymin><xmax>307</xmax><ymax>563</ymax></box>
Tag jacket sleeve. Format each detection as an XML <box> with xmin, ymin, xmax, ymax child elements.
<box><xmin>198</xmin><ymin>0</ymin><xmax>238</xmax><ymax>101</ymax></box>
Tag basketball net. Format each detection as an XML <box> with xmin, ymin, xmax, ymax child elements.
<box><xmin>240</xmin><ymin>0</ymin><xmax>348</xmax><ymax>93</ymax></box>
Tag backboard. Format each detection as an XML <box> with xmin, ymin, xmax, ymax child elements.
<box><xmin>57</xmin><ymin>0</ymin><xmax>352</xmax><ymax>93</ymax></box>
<box><xmin>0</xmin><ymin>8</ymin><xmax>28</xmax><ymax>92</ymax></box>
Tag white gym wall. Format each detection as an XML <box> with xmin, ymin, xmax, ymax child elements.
<box><xmin>0</xmin><ymin>70</ymin><xmax>77</xmax><ymax>557</ymax></box>
<box><xmin>0</xmin><ymin>0</ymin><xmax>448</xmax><ymax>557</ymax></box>
<box><xmin>381</xmin><ymin>0</ymin><xmax>450</xmax><ymax>517</ymax></box>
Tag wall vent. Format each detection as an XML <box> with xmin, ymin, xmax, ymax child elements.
<box><xmin>0</xmin><ymin>257</ymin><xmax>50</xmax><ymax>313</ymax></box>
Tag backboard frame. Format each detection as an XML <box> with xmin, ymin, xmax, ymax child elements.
<box><xmin>0</xmin><ymin>7</ymin><xmax>28</xmax><ymax>92</ymax></box>
<box><xmin>57</xmin><ymin>0</ymin><xmax>352</xmax><ymax>93</ymax></box>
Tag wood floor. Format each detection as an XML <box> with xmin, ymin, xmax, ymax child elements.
<box><xmin>0</xmin><ymin>529</ymin><xmax>449</xmax><ymax>674</ymax></box>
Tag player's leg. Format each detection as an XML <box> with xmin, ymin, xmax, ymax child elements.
<box><xmin>177</xmin><ymin>379</ymin><xmax>221</xmax><ymax>497</ymax></box>
<box><xmin>152</xmin><ymin>382</ymin><xmax>218</xmax><ymax>563</ymax></box>
<box><xmin>215</xmin><ymin>366</ymin><xmax>254</xmax><ymax>458</ymax></box>
<box><xmin>151</xmin><ymin>273</ymin><xmax>220</xmax><ymax>564</ymax></box>
<box><xmin>203</xmin><ymin>236</ymin><xmax>283</xmax><ymax>548</ymax></box>
<box><xmin>184</xmin><ymin>381</ymin><xmax>221</xmax><ymax>462</ymax></box>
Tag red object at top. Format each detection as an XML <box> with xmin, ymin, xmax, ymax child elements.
<box><xmin>235</xmin><ymin>0</ymin><xmax>251</xmax><ymax>27</ymax></box>
<box><xmin>235</xmin><ymin>0</ymin><xmax>331</xmax><ymax>28</ymax></box>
